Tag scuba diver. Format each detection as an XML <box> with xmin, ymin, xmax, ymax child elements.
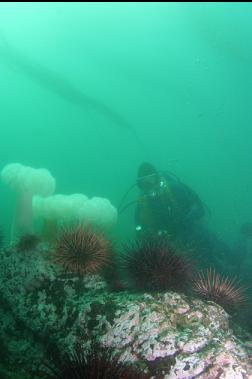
<box><xmin>134</xmin><ymin>162</ymin><xmax>205</xmax><ymax>242</ymax></box>
<box><xmin>119</xmin><ymin>161</ymin><xmax>233</xmax><ymax>271</ymax></box>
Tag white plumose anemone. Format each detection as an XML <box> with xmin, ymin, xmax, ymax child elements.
<box><xmin>33</xmin><ymin>193</ymin><xmax>118</xmax><ymax>238</ymax></box>
<box><xmin>1</xmin><ymin>163</ymin><xmax>56</xmax><ymax>240</ymax></box>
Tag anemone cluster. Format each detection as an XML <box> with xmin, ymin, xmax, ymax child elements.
<box><xmin>0</xmin><ymin>162</ymin><xmax>118</xmax><ymax>243</ymax></box>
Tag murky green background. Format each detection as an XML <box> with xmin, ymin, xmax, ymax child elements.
<box><xmin>0</xmin><ymin>2</ymin><xmax>251</xmax><ymax>246</ymax></box>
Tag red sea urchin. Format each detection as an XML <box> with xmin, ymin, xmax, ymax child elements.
<box><xmin>192</xmin><ymin>268</ymin><xmax>247</xmax><ymax>312</ymax></box>
<box><xmin>54</xmin><ymin>224</ymin><xmax>111</xmax><ymax>276</ymax></box>
<box><xmin>121</xmin><ymin>238</ymin><xmax>191</xmax><ymax>292</ymax></box>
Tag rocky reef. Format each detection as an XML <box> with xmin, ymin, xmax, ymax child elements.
<box><xmin>0</xmin><ymin>243</ymin><xmax>251</xmax><ymax>378</ymax></box>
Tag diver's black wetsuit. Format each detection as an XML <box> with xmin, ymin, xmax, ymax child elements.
<box><xmin>135</xmin><ymin>173</ymin><xmax>204</xmax><ymax>240</ymax></box>
<box><xmin>135</xmin><ymin>172</ymin><xmax>230</xmax><ymax>271</ymax></box>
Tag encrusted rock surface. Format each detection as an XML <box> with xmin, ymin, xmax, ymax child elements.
<box><xmin>0</xmin><ymin>244</ymin><xmax>251</xmax><ymax>378</ymax></box>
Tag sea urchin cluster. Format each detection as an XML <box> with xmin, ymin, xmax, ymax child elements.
<box><xmin>54</xmin><ymin>224</ymin><xmax>111</xmax><ymax>276</ymax></box>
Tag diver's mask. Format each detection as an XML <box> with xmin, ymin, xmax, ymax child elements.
<box><xmin>137</xmin><ymin>172</ymin><xmax>160</xmax><ymax>194</ymax></box>
<box><xmin>142</xmin><ymin>176</ymin><xmax>167</xmax><ymax>199</ymax></box>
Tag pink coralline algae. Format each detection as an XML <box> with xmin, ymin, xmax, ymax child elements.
<box><xmin>94</xmin><ymin>291</ymin><xmax>251</xmax><ymax>378</ymax></box>
<box><xmin>0</xmin><ymin>245</ymin><xmax>251</xmax><ymax>378</ymax></box>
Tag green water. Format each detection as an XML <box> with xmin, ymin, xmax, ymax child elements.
<box><xmin>0</xmin><ymin>2</ymin><xmax>251</xmax><ymax>244</ymax></box>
